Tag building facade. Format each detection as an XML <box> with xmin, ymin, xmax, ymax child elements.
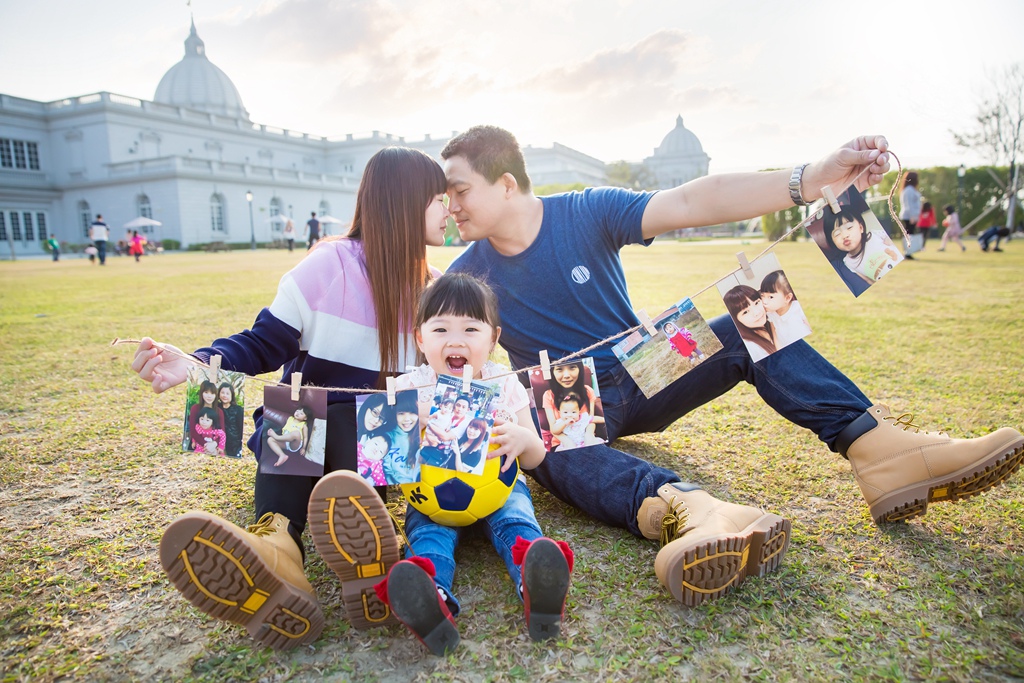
<box><xmin>644</xmin><ymin>115</ymin><xmax>710</xmax><ymax>190</ymax></box>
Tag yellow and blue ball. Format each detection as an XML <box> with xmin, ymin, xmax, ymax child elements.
<box><xmin>400</xmin><ymin>449</ymin><xmax>519</xmax><ymax>527</ymax></box>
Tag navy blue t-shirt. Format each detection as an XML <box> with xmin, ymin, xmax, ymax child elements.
<box><xmin>448</xmin><ymin>187</ymin><xmax>654</xmax><ymax>378</ymax></box>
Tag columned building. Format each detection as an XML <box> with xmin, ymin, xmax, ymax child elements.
<box><xmin>643</xmin><ymin>115</ymin><xmax>710</xmax><ymax>189</ymax></box>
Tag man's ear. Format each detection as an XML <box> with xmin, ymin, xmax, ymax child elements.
<box><xmin>491</xmin><ymin>325</ymin><xmax>502</xmax><ymax>351</ymax></box>
<box><xmin>500</xmin><ymin>173</ymin><xmax>518</xmax><ymax>198</ymax></box>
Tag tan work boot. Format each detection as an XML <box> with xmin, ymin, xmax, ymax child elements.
<box><xmin>837</xmin><ymin>403</ymin><xmax>1024</xmax><ymax>524</ymax></box>
<box><xmin>649</xmin><ymin>485</ymin><xmax>790</xmax><ymax>606</ymax></box>
<box><xmin>308</xmin><ymin>471</ymin><xmax>400</xmax><ymax>629</ymax></box>
<box><xmin>160</xmin><ymin>511</ymin><xmax>323</xmax><ymax>651</ymax></box>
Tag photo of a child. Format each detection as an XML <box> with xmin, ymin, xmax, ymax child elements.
<box><xmin>528</xmin><ymin>358</ymin><xmax>608</xmax><ymax>451</ymax></box>
<box><xmin>258</xmin><ymin>385</ymin><xmax>327</xmax><ymax>477</ymax></box>
<box><xmin>181</xmin><ymin>366</ymin><xmax>246</xmax><ymax>458</ymax></box>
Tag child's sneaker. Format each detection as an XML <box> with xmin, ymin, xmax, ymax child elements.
<box><xmin>376</xmin><ymin>558</ymin><xmax>460</xmax><ymax>656</ymax></box>
<box><xmin>516</xmin><ymin>537</ymin><xmax>573</xmax><ymax>641</ymax></box>
<box><xmin>308</xmin><ymin>471</ymin><xmax>399</xmax><ymax>628</ymax></box>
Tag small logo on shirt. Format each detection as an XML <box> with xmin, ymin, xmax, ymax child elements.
<box><xmin>571</xmin><ymin>266</ymin><xmax>591</xmax><ymax>284</ymax></box>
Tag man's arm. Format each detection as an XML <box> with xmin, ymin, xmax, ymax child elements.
<box><xmin>641</xmin><ymin>135</ymin><xmax>890</xmax><ymax>239</ymax></box>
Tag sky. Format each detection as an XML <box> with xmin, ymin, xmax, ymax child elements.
<box><xmin>1</xmin><ymin>0</ymin><xmax>1021</xmax><ymax>173</ymax></box>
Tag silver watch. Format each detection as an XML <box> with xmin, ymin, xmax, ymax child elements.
<box><xmin>789</xmin><ymin>163</ymin><xmax>810</xmax><ymax>206</ymax></box>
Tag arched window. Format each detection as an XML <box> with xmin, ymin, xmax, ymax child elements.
<box><xmin>269</xmin><ymin>197</ymin><xmax>283</xmax><ymax>232</ymax></box>
<box><xmin>78</xmin><ymin>200</ymin><xmax>91</xmax><ymax>238</ymax></box>
<box><xmin>210</xmin><ymin>194</ymin><xmax>225</xmax><ymax>233</ymax></box>
<box><xmin>138</xmin><ymin>194</ymin><xmax>154</xmax><ymax>233</ymax></box>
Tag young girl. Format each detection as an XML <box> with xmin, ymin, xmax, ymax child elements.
<box><xmin>917</xmin><ymin>201</ymin><xmax>937</xmax><ymax>249</ymax></box>
<box><xmin>193</xmin><ymin>407</ymin><xmax>226</xmax><ymax>455</ymax></box>
<box><xmin>724</xmin><ymin>285</ymin><xmax>777</xmax><ymax>362</ymax></box>
<box><xmin>825</xmin><ymin>206</ymin><xmax>901</xmax><ymax>283</ymax></box>
<box><xmin>938</xmin><ymin>204</ymin><xmax>967</xmax><ymax>252</ymax></box>
<box><xmin>186</xmin><ymin>380</ymin><xmax>225</xmax><ymax>452</ymax></box>
<box><xmin>378</xmin><ymin>272</ymin><xmax>573</xmax><ymax>655</ymax></box>
<box><xmin>662</xmin><ymin>322</ymin><xmax>705</xmax><ymax>366</ymax></box>
<box><xmin>455</xmin><ymin>417</ymin><xmax>490</xmax><ymax>474</ymax></box>
<box><xmin>357</xmin><ymin>432</ymin><xmax>391</xmax><ymax>485</ymax></box>
<box><xmin>759</xmin><ymin>270</ymin><xmax>811</xmax><ymax>349</ymax></box>
<box><xmin>217</xmin><ymin>382</ymin><xmax>244</xmax><ymax>458</ymax></box>
<box><xmin>553</xmin><ymin>393</ymin><xmax>605</xmax><ymax>451</ymax></box>
<box><xmin>135</xmin><ymin>146</ymin><xmax>450</xmax><ymax>648</ymax></box>
<box><xmin>266</xmin><ymin>405</ymin><xmax>313</xmax><ymax>467</ymax></box>
<box><xmin>540</xmin><ymin>360</ymin><xmax>602</xmax><ymax>450</ymax></box>
<box><xmin>384</xmin><ymin>392</ymin><xmax>422</xmax><ymax>485</ymax></box>
<box><xmin>129</xmin><ymin>230</ymin><xmax>147</xmax><ymax>262</ymax></box>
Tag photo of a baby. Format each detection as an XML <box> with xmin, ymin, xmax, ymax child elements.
<box><xmin>258</xmin><ymin>385</ymin><xmax>327</xmax><ymax>477</ymax></box>
<box><xmin>528</xmin><ymin>358</ymin><xmax>608</xmax><ymax>451</ymax></box>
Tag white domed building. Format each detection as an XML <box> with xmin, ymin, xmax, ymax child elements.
<box><xmin>644</xmin><ymin>115</ymin><xmax>710</xmax><ymax>189</ymax></box>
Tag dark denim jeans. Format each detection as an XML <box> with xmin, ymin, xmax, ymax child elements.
<box><xmin>527</xmin><ymin>313</ymin><xmax>871</xmax><ymax>537</ymax></box>
<box><xmin>404</xmin><ymin>479</ymin><xmax>542</xmax><ymax>616</ymax></box>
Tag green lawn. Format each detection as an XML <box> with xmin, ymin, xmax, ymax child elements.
<box><xmin>1</xmin><ymin>240</ymin><xmax>1022</xmax><ymax>682</ymax></box>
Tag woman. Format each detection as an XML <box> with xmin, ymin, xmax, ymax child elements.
<box><xmin>540</xmin><ymin>360</ymin><xmax>603</xmax><ymax>450</ymax></box>
<box><xmin>131</xmin><ymin>146</ymin><xmax>450</xmax><ymax>650</ymax></box>
<box><xmin>185</xmin><ymin>380</ymin><xmax>224</xmax><ymax>452</ymax></box>
<box><xmin>723</xmin><ymin>285</ymin><xmax>777</xmax><ymax>361</ymax></box>
<box><xmin>899</xmin><ymin>171</ymin><xmax>922</xmax><ymax>259</ymax></box>
<box><xmin>217</xmin><ymin>381</ymin><xmax>245</xmax><ymax>458</ymax></box>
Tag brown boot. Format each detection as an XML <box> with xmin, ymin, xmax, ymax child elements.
<box><xmin>837</xmin><ymin>403</ymin><xmax>1024</xmax><ymax>524</ymax></box>
<box><xmin>160</xmin><ymin>511</ymin><xmax>323</xmax><ymax>651</ymax></box>
<box><xmin>308</xmin><ymin>471</ymin><xmax>400</xmax><ymax>629</ymax></box>
<box><xmin>649</xmin><ymin>486</ymin><xmax>790</xmax><ymax>606</ymax></box>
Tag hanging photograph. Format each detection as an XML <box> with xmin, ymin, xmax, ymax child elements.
<box><xmin>258</xmin><ymin>384</ymin><xmax>328</xmax><ymax>477</ymax></box>
<box><xmin>181</xmin><ymin>365</ymin><xmax>246</xmax><ymax>458</ymax></box>
<box><xmin>354</xmin><ymin>389</ymin><xmax>425</xmax><ymax>487</ymax></box>
<box><xmin>528</xmin><ymin>358</ymin><xmax>608</xmax><ymax>451</ymax></box>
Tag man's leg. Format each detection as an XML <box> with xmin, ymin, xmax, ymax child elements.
<box><xmin>97</xmin><ymin>240</ymin><xmax>106</xmax><ymax>265</ymax></box>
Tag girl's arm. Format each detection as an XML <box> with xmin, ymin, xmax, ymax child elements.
<box><xmin>488</xmin><ymin>405</ymin><xmax>546</xmax><ymax>471</ymax></box>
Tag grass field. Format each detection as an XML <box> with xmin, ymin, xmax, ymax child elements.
<box><xmin>1</xmin><ymin>239</ymin><xmax>1023</xmax><ymax>682</ymax></box>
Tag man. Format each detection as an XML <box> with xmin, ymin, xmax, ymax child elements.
<box><xmin>441</xmin><ymin>125</ymin><xmax>1024</xmax><ymax>606</ymax></box>
<box><xmin>978</xmin><ymin>225</ymin><xmax>1010</xmax><ymax>252</ymax></box>
<box><xmin>306</xmin><ymin>211</ymin><xmax>321</xmax><ymax>250</ymax></box>
<box><xmin>89</xmin><ymin>214</ymin><xmax>110</xmax><ymax>265</ymax></box>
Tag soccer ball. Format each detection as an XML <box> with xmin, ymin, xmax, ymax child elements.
<box><xmin>400</xmin><ymin>451</ymin><xmax>520</xmax><ymax>527</ymax></box>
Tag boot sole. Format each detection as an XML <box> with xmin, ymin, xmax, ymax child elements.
<box><xmin>388</xmin><ymin>561</ymin><xmax>460</xmax><ymax>656</ymax></box>
<box><xmin>522</xmin><ymin>538</ymin><xmax>570</xmax><ymax>641</ymax></box>
<box><xmin>871</xmin><ymin>438</ymin><xmax>1024</xmax><ymax>524</ymax></box>
<box><xmin>160</xmin><ymin>512</ymin><xmax>324</xmax><ymax>651</ymax></box>
<box><xmin>308</xmin><ymin>472</ymin><xmax>399</xmax><ymax>629</ymax></box>
<box><xmin>660</xmin><ymin>513</ymin><xmax>790</xmax><ymax>606</ymax></box>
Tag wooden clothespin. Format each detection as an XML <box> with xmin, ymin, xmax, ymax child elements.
<box><xmin>636</xmin><ymin>309</ymin><xmax>659</xmax><ymax>337</ymax></box>
<box><xmin>462</xmin><ymin>365</ymin><xmax>473</xmax><ymax>393</ymax></box>
<box><xmin>539</xmin><ymin>350</ymin><xmax>552</xmax><ymax>380</ymax></box>
<box><xmin>290</xmin><ymin>372</ymin><xmax>302</xmax><ymax>402</ymax></box>
<box><xmin>736</xmin><ymin>252</ymin><xmax>755</xmax><ymax>280</ymax></box>
<box><xmin>209</xmin><ymin>354</ymin><xmax>221</xmax><ymax>380</ymax></box>
<box><xmin>821</xmin><ymin>185</ymin><xmax>841</xmax><ymax>213</ymax></box>
<box><xmin>385</xmin><ymin>376</ymin><xmax>397</xmax><ymax>406</ymax></box>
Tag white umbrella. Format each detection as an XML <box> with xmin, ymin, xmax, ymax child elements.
<box><xmin>123</xmin><ymin>216</ymin><xmax>162</xmax><ymax>229</ymax></box>
<box><xmin>317</xmin><ymin>214</ymin><xmax>344</xmax><ymax>224</ymax></box>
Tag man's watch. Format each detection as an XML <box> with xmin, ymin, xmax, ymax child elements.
<box><xmin>789</xmin><ymin>163</ymin><xmax>810</xmax><ymax>206</ymax></box>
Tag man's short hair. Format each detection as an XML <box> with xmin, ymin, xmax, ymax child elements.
<box><xmin>441</xmin><ymin>125</ymin><xmax>531</xmax><ymax>193</ymax></box>
<box><xmin>311</xmin><ymin>212</ymin><xmax>316</xmax><ymax>217</ymax></box>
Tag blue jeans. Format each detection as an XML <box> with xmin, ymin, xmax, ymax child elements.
<box><xmin>95</xmin><ymin>240</ymin><xmax>107</xmax><ymax>265</ymax></box>
<box><xmin>404</xmin><ymin>479</ymin><xmax>542</xmax><ymax>616</ymax></box>
<box><xmin>526</xmin><ymin>314</ymin><xmax>871</xmax><ymax>537</ymax></box>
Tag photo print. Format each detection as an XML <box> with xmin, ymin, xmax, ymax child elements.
<box><xmin>419</xmin><ymin>375</ymin><xmax>502</xmax><ymax>477</ymax></box>
<box><xmin>258</xmin><ymin>384</ymin><xmax>328</xmax><ymax>477</ymax></box>
<box><xmin>611</xmin><ymin>299</ymin><xmax>723</xmax><ymax>399</ymax></box>
<box><xmin>805</xmin><ymin>184</ymin><xmax>904</xmax><ymax>296</ymax></box>
<box><xmin>528</xmin><ymin>358</ymin><xmax>608</xmax><ymax>451</ymax></box>
<box><xmin>716</xmin><ymin>252</ymin><xmax>812</xmax><ymax>363</ymax></box>
<box><xmin>354</xmin><ymin>389</ymin><xmax>426</xmax><ymax>487</ymax></box>
<box><xmin>181</xmin><ymin>365</ymin><xmax>246</xmax><ymax>458</ymax></box>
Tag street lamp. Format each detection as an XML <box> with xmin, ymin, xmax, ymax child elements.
<box><xmin>957</xmin><ymin>164</ymin><xmax>966</xmax><ymax>219</ymax></box>
<box><xmin>246</xmin><ymin>190</ymin><xmax>255</xmax><ymax>250</ymax></box>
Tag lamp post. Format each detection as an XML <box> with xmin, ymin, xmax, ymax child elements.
<box><xmin>957</xmin><ymin>164</ymin><xmax>966</xmax><ymax>219</ymax></box>
<box><xmin>246</xmin><ymin>190</ymin><xmax>255</xmax><ymax>250</ymax></box>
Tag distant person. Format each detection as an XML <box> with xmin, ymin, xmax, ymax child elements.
<box><xmin>129</xmin><ymin>230</ymin><xmax>147</xmax><ymax>262</ymax></box>
<box><xmin>917</xmin><ymin>201</ymin><xmax>937</xmax><ymax>249</ymax></box>
<box><xmin>282</xmin><ymin>218</ymin><xmax>296</xmax><ymax>252</ymax></box>
<box><xmin>899</xmin><ymin>171</ymin><xmax>921</xmax><ymax>259</ymax></box>
<box><xmin>89</xmin><ymin>214</ymin><xmax>110</xmax><ymax>265</ymax></box>
<box><xmin>306</xmin><ymin>211</ymin><xmax>320</xmax><ymax>249</ymax></box>
<box><xmin>938</xmin><ymin>204</ymin><xmax>966</xmax><ymax>252</ymax></box>
<box><xmin>978</xmin><ymin>225</ymin><xmax>1010</xmax><ymax>252</ymax></box>
<box><xmin>46</xmin><ymin>235</ymin><xmax>60</xmax><ymax>262</ymax></box>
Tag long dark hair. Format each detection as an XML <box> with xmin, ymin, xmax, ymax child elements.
<box><xmin>198</xmin><ymin>380</ymin><xmax>218</xmax><ymax>407</ymax></box>
<box><xmin>458</xmin><ymin>417</ymin><xmax>489</xmax><ymax>455</ymax></box>
<box><xmin>723</xmin><ymin>285</ymin><xmax>776</xmax><ymax>356</ymax></box>
<box><xmin>217</xmin><ymin>382</ymin><xmax>236</xmax><ymax>407</ymax></box>
<box><xmin>548</xmin><ymin>360</ymin><xmax>589</xmax><ymax>409</ymax></box>
<box><xmin>345</xmin><ymin>147</ymin><xmax>446</xmax><ymax>387</ymax></box>
<box><xmin>394</xmin><ymin>391</ymin><xmax>421</xmax><ymax>466</ymax></box>
<box><xmin>357</xmin><ymin>393</ymin><xmax>395</xmax><ymax>437</ymax></box>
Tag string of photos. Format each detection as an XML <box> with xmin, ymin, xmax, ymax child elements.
<box><xmin>114</xmin><ymin>157</ymin><xmax>913</xmax><ymax>524</ymax></box>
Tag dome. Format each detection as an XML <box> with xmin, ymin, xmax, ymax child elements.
<box><xmin>654</xmin><ymin>115</ymin><xmax>705</xmax><ymax>157</ymax></box>
<box><xmin>154</xmin><ymin>20</ymin><xmax>249</xmax><ymax>121</ymax></box>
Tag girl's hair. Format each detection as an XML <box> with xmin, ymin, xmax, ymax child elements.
<box><xmin>217</xmin><ymin>382</ymin><xmax>236</xmax><ymax>406</ymax></box>
<box><xmin>357</xmin><ymin>393</ymin><xmax>394</xmax><ymax>435</ymax></box>
<box><xmin>294</xmin><ymin>405</ymin><xmax>314</xmax><ymax>421</ymax></box>
<box><xmin>760</xmin><ymin>270</ymin><xmax>796</xmax><ymax>300</ymax></box>
<box><xmin>345</xmin><ymin>147</ymin><xmax>446</xmax><ymax>388</ymax></box>
<box><xmin>414</xmin><ymin>271</ymin><xmax>501</xmax><ymax>331</ymax></box>
<box><xmin>663</xmin><ymin>322</ymin><xmax>678</xmax><ymax>335</ymax></box>
<box><xmin>944</xmin><ymin>204</ymin><xmax>956</xmax><ymax>215</ymax></box>
<box><xmin>824</xmin><ymin>207</ymin><xmax>868</xmax><ymax>253</ymax></box>
<box><xmin>558</xmin><ymin>392</ymin><xmax>583</xmax><ymax>410</ymax></box>
<box><xmin>294</xmin><ymin>404</ymin><xmax>315</xmax><ymax>447</ymax></box>
<box><xmin>394</xmin><ymin>392</ymin><xmax>420</xmax><ymax>463</ymax></box>
<box><xmin>922</xmin><ymin>201</ymin><xmax>932</xmax><ymax>212</ymax></box>
<box><xmin>199</xmin><ymin>380</ymin><xmax>218</xmax><ymax>404</ymax></box>
<box><xmin>723</xmin><ymin>285</ymin><xmax>777</xmax><ymax>356</ymax></box>
<box><xmin>458</xmin><ymin>417</ymin><xmax>489</xmax><ymax>454</ymax></box>
<box><xmin>903</xmin><ymin>171</ymin><xmax>919</xmax><ymax>188</ymax></box>
<box><xmin>548</xmin><ymin>361</ymin><xmax>588</xmax><ymax>409</ymax></box>
<box><xmin>198</xmin><ymin>406</ymin><xmax>219</xmax><ymax>424</ymax></box>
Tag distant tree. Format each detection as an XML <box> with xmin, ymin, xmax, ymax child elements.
<box><xmin>534</xmin><ymin>182</ymin><xmax>587</xmax><ymax>196</ymax></box>
<box><xmin>952</xmin><ymin>62</ymin><xmax>1024</xmax><ymax>229</ymax></box>
<box><xmin>606</xmin><ymin>161</ymin><xmax>657</xmax><ymax>190</ymax></box>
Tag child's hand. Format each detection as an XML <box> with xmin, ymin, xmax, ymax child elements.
<box><xmin>204</xmin><ymin>440</ymin><xmax>218</xmax><ymax>455</ymax></box>
<box><xmin>488</xmin><ymin>416</ymin><xmax>544</xmax><ymax>471</ymax></box>
<box><xmin>131</xmin><ymin>337</ymin><xmax>193</xmax><ymax>394</ymax></box>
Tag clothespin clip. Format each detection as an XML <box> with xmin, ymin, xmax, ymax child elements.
<box><xmin>539</xmin><ymin>350</ymin><xmax>551</xmax><ymax>380</ymax></box>
<box><xmin>385</xmin><ymin>376</ymin><xmax>397</xmax><ymax>406</ymax></box>
<box><xmin>209</xmin><ymin>354</ymin><xmax>221</xmax><ymax>380</ymax></box>
<box><xmin>736</xmin><ymin>252</ymin><xmax>755</xmax><ymax>281</ymax></box>
<box><xmin>291</xmin><ymin>372</ymin><xmax>302</xmax><ymax>402</ymax></box>
<box><xmin>462</xmin><ymin>365</ymin><xmax>473</xmax><ymax>393</ymax></box>
<box><xmin>821</xmin><ymin>185</ymin><xmax>841</xmax><ymax>214</ymax></box>
<box><xmin>636</xmin><ymin>309</ymin><xmax>659</xmax><ymax>337</ymax></box>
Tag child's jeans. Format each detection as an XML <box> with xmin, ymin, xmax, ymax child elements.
<box><xmin>404</xmin><ymin>478</ymin><xmax>542</xmax><ymax>616</ymax></box>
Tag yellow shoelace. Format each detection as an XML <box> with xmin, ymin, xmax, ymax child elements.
<box><xmin>659</xmin><ymin>495</ymin><xmax>690</xmax><ymax>548</ymax></box>
<box><xmin>883</xmin><ymin>412</ymin><xmax>945</xmax><ymax>436</ymax></box>
<box><xmin>246</xmin><ymin>512</ymin><xmax>278</xmax><ymax>537</ymax></box>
